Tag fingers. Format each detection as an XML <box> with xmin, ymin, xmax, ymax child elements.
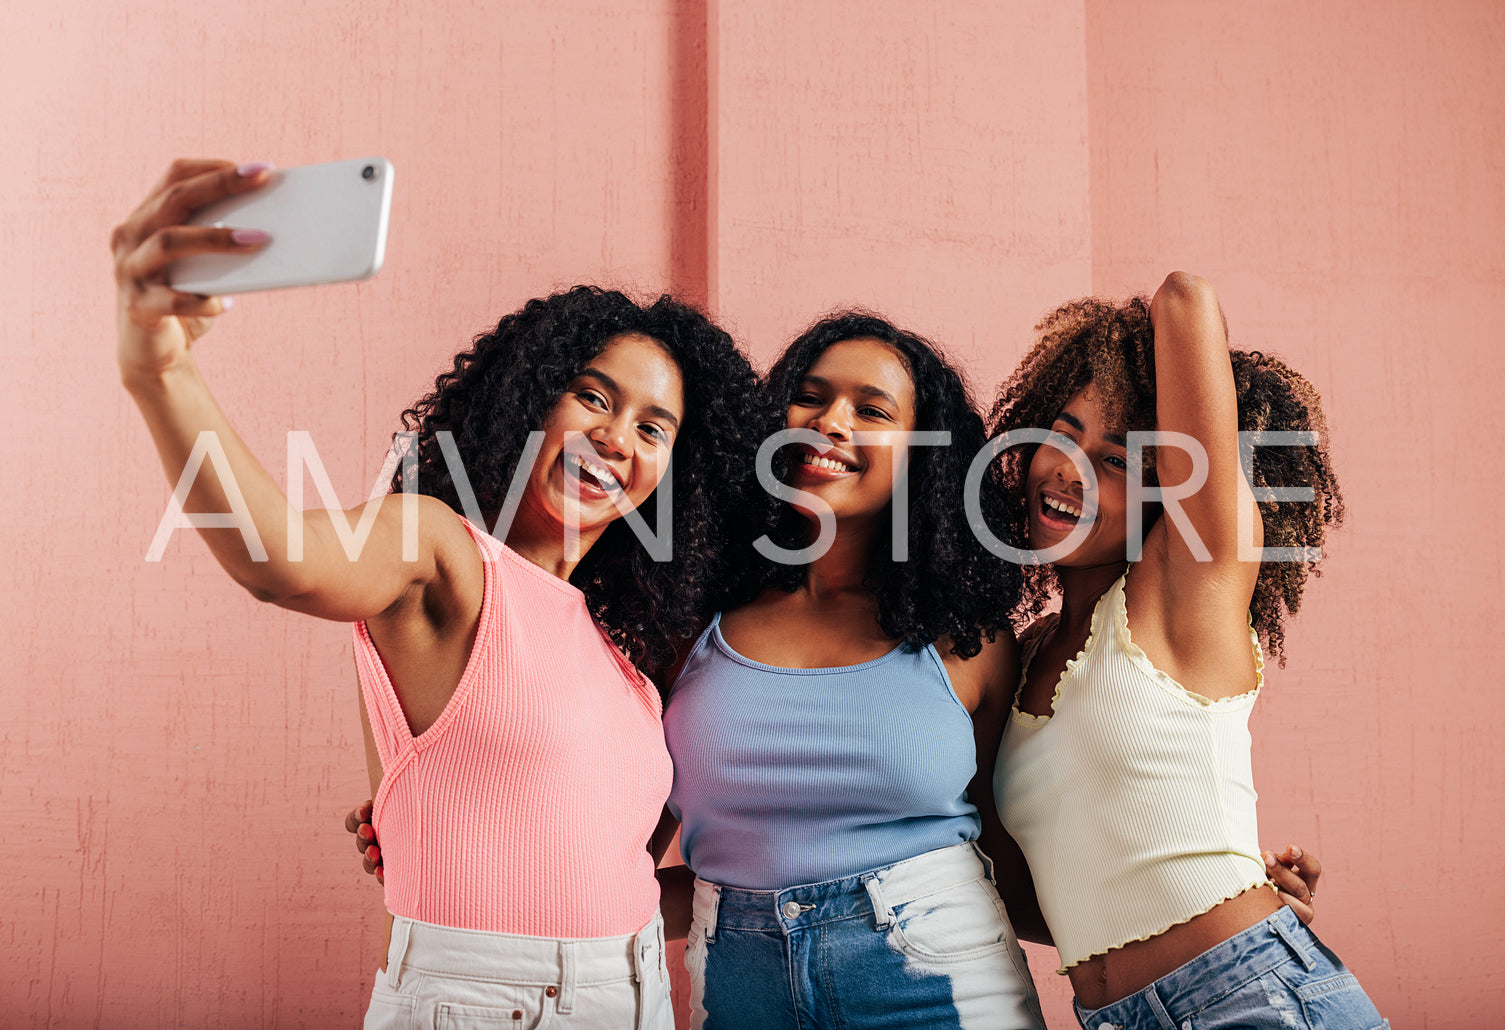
<box><xmin>145</xmin><ymin>158</ymin><xmax>241</xmax><ymax>198</ymax></box>
<box><xmin>343</xmin><ymin>801</ymin><xmax>371</xmax><ymax>835</ymax></box>
<box><xmin>117</xmin><ymin>223</ymin><xmax>269</xmax><ymax>288</ymax></box>
<box><xmin>1281</xmin><ymin>843</ymin><xmax>1322</xmax><ymax>890</ymax></box>
<box><xmin>113</xmin><ymin>160</ymin><xmax>273</xmax><ymax>261</ymax></box>
<box><xmin>121</xmin><ymin>282</ymin><xmax>233</xmax><ymax>326</ymax></box>
<box><xmin>1265</xmin><ymin>849</ymin><xmax>1317</xmax><ymax>926</ymax></box>
<box><xmin>343</xmin><ymin>800</ymin><xmax>383</xmax><ymax>881</ymax></box>
<box><xmin>345</xmin><ymin>801</ymin><xmax>375</xmax><ymax>844</ymax></box>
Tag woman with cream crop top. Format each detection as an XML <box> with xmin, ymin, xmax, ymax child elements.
<box><xmin>988</xmin><ymin>273</ymin><xmax>1387</xmax><ymax>1029</ymax></box>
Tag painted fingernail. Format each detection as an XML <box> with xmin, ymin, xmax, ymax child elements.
<box><xmin>1263</xmin><ymin>852</ymin><xmax>1275</xmax><ymax>866</ymax></box>
<box><xmin>237</xmin><ymin>161</ymin><xmax>275</xmax><ymax>177</ymax></box>
<box><xmin>1290</xmin><ymin>845</ymin><xmax>1303</xmax><ymax>860</ymax></box>
<box><xmin>231</xmin><ymin>229</ymin><xmax>270</xmax><ymax>245</ymax></box>
<box><xmin>221</xmin><ymin>296</ymin><xmax>235</xmax><ymax>311</ymax></box>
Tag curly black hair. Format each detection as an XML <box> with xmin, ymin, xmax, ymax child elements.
<box><xmin>986</xmin><ymin>295</ymin><xmax>1344</xmax><ymax>663</ymax></box>
<box><xmin>727</xmin><ymin>311</ymin><xmax>1022</xmax><ymax>659</ymax></box>
<box><xmin>392</xmin><ymin>286</ymin><xmax>764</xmax><ymax>682</ymax></box>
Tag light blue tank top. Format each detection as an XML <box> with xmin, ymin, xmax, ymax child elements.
<box><xmin>663</xmin><ymin>613</ymin><xmax>981</xmax><ymax>890</ymax></box>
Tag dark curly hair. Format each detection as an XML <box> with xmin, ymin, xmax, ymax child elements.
<box><xmin>728</xmin><ymin>311</ymin><xmax>1022</xmax><ymax>659</ymax></box>
<box><xmin>392</xmin><ymin>286</ymin><xmax>763</xmax><ymax>682</ymax></box>
<box><xmin>986</xmin><ymin>295</ymin><xmax>1344</xmax><ymax>663</ymax></box>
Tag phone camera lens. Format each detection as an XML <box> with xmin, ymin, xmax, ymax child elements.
<box><xmin>362</xmin><ymin>164</ymin><xmax>376</xmax><ymax>180</ymax></box>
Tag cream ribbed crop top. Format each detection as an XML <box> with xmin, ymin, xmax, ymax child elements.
<box><xmin>993</xmin><ymin>571</ymin><xmax>1269</xmax><ymax>972</ymax></box>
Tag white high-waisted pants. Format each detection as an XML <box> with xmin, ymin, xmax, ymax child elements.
<box><xmin>364</xmin><ymin>911</ymin><xmax>673</xmax><ymax>1030</ymax></box>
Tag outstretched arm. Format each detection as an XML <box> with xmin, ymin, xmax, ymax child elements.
<box><xmin>114</xmin><ymin>159</ymin><xmax>463</xmax><ymax>621</ymax></box>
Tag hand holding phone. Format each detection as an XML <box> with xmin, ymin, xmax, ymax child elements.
<box><xmin>113</xmin><ymin>159</ymin><xmax>269</xmax><ymax>380</ymax></box>
<box><xmin>167</xmin><ymin>157</ymin><xmax>394</xmax><ymax>295</ymax></box>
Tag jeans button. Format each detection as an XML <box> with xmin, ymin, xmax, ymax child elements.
<box><xmin>781</xmin><ymin>900</ymin><xmax>803</xmax><ymax>919</ymax></box>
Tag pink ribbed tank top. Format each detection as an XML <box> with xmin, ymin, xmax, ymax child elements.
<box><xmin>353</xmin><ymin>516</ymin><xmax>672</xmax><ymax>936</ymax></box>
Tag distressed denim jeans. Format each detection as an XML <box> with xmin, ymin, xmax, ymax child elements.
<box><xmin>684</xmin><ymin>842</ymin><xmax>1045</xmax><ymax>1030</ymax></box>
<box><xmin>1071</xmin><ymin>906</ymin><xmax>1389</xmax><ymax>1030</ymax></box>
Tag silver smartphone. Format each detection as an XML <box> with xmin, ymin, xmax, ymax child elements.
<box><xmin>168</xmin><ymin>157</ymin><xmax>394</xmax><ymax>295</ymax></box>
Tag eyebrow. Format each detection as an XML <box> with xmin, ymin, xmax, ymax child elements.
<box><xmin>1053</xmin><ymin>410</ymin><xmax>1126</xmax><ymax>447</ymax></box>
<box><xmin>802</xmin><ymin>374</ymin><xmax>902</xmax><ymax>409</ymax></box>
<box><xmin>578</xmin><ymin>367</ymin><xmax>681</xmax><ymax>430</ymax></box>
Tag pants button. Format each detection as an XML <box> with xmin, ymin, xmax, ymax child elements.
<box><xmin>781</xmin><ymin>900</ymin><xmax>803</xmax><ymax>919</ymax></box>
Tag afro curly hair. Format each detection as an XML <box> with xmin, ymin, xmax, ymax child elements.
<box><xmin>392</xmin><ymin>285</ymin><xmax>765</xmax><ymax>683</ymax></box>
<box><xmin>986</xmin><ymin>294</ymin><xmax>1344</xmax><ymax>664</ymax></box>
<box><xmin>727</xmin><ymin>311</ymin><xmax>1021</xmax><ymax>659</ymax></box>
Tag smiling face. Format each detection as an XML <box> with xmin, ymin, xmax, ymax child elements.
<box><xmin>1025</xmin><ymin>383</ymin><xmax>1134</xmax><ymax>568</ymax></box>
<box><xmin>784</xmin><ymin>337</ymin><xmax>918</xmax><ymax>527</ymax></box>
<box><xmin>512</xmin><ymin>331</ymin><xmax>685</xmax><ymax>554</ymax></box>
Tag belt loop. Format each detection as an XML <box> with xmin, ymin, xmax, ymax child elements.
<box><xmin>556</xmin><ymin>939</ymin><xmax>578</xmax><ymax>1014</ymax></box>
<box><xmin>972</xmin><ymin>841</ymin><xmax>997</xmax><ymax>883</ymax></box>
<box><xmin>863</xmin><ymin>875</ymin><xmax>895</xmax><ymax>930</ymax></box>
<box><xmin>1271</xmin><ymin>911</ymin><xmax>1317</xmax><ymax>971</ymax></box>
<box><xmin>703</xmin><ymin>884</ymin><xmax>721</xmax><ymax>944</ymax></box>
<box><xmin>632</xmin><ymin>922</ymin><xmax>657</xmax><ymax>1027</ymax></box>
<box><xmin>632</xmin><ymin>921</ymin><xmax>658</xmax><ymax>982</ymax></box>
<box><xmin>1143</xmin><ymin>982</ymin><xmax>1178</xmax><ymax>1030</ymax></box>
<box><xmin>384</xmin><ymin>916</ymin><xmax>413</xmax><ymax>991</ymax></box>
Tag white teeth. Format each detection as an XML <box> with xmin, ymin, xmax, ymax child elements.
<box><xmin>571</xmin><ymin>454</ymin><xmax>620</xmax><ymax>491</ymax></box>
<box><xmin>802</xmin><ymin>453</ymin><xmax>855</xmax><ymax>472</ymax></box>
<box><xmin>1044</xmin><ymin>495</ymin><xmax>1082</xmax><ymax>518</ymax></box>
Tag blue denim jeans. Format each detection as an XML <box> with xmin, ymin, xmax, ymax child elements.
<box><xmin>1071</xmin><ymin>907</ymin><xmax>1388</xmax><ymax>1030</ymax></box>
<box><xmin>684</xmin><ymin>842</ymin><xmax>1045</xmax><ymax>1029</ymax></box>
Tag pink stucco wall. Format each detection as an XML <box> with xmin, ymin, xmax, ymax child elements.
<box><xmin>4</xmin><ymin>0</ymin><xmax>1499</xmax><ymax>1026</ymax></box>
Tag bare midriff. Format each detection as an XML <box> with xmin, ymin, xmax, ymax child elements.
<box><xmin>1068</xmin><ymin>883</ymin><xmax>1283</xmax><ymax>1010</ymax></box>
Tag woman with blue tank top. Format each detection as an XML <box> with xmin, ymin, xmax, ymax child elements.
<box><xmin>658</xmin><ymin>313</ymin><xmax>1049</xmax><ymax>1030</ymax></box>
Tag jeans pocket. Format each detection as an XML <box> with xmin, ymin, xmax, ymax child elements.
<box><xmin>1289</xmin><ymin>971</ymin><xmax>1389</xmax><ymax>1030</ymax></box>
<box><xmin>886</xmin><ymin>877</ymin><xmax>1016</xmax><ymax>963</ymax></box>
<box><xmin>436</xmin><ymin>999</ymin><xmax>555</xmax><ymax>1030</ymax></box>
<box><xmin>365</xmin><ymin>968</ymin><xmax>417</xmax><ymax>1030</ymax></box>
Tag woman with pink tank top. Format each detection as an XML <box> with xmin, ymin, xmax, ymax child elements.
<box><xmin>112</xmin><ymin>159</ymin><xmax>762</xmax><ymax>1029</ymax></box>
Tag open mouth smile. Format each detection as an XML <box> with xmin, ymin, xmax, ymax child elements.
<box><xmin>567</xmin><ymin>453</ymin><xmax>623</xmax><ymax>495</ymax></box>
<box><xmin>792</xmin><ymin>447</ymin><xmax>862</xmax><ymax>480</ymax></box>
<box><xmin>801</xmin><ymin>452</ymin><xmax>858</xmax><ymax>473</ymax></box>
<box><xmin>1038</xmin><ymin>491</ymin><xmax>1089</xmax><ymax>528</ymax></box>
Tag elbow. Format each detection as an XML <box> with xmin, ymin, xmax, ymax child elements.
<box><xmin>240</xmin><ymin>580</ymin><xmax>289</xmax><ymax>605</ymax></box>
<box><xmin>1157</xmin><ymin>271</ymin><xmax>1219</xmax><ymax>307</ymax></box>
<box><xmin>228</xmin><ymin>565</ymin><xmax>311</xmax><ymax>608</ymax></box>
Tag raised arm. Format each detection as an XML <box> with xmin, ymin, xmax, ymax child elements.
<box><xmin>114</xmin><ymin>160</ymin><xmax>466</xmax><ymax>621</ymax></box>
<box><xmin>1145</xmin><ymin>271</ymin><xmax>1258</xmax><ymax>569</ymax></box>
